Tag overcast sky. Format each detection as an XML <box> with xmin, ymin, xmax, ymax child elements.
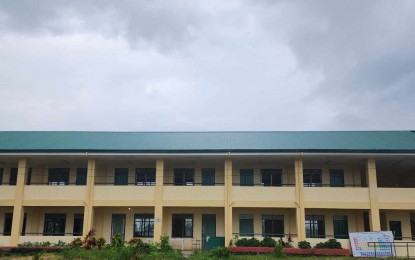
<box><xmin>0</xmin><ymin>0</ymin><xmax>414</xmax><ymax>131</ymax></box>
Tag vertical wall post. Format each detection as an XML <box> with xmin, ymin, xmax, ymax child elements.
<box><xmin>367</xmin><ymin>158</ymin><xmax>381</xmax><ymax>231</ymax></box>
<box><xmin>153</xmin><ymin>159</ymin><xmax>164</xmax><ymax>242</ymax></box>
<box><xmin>83</xmin><ymin>158</ymin><xmax>96</xmax><ymax>237</ymax></box>
<box><xmin>224</xmin><ymin>158</ymin><xmax>233</xmax><ymax>245</ymax></box>
<box><xmin>294</xmin><ymin>157</ymin><xmax>306</xmax><ymax>241</ymax></box>
<box><xmin>10</xmin><ymin>158</ymin><xmax>28</xmax><ymax>246</ymax></box>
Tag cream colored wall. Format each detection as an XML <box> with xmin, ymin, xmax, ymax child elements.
<box><xmin>303</xmin><ymin>164</ymin><xmax>361</xmax><ymax>186</ymax></box>
<box><xmin>30</xmin><ymin>164</ymin><xmax>86</xmax><ymax>185</ymax></box>
<box><xmin>232</xmin><ymin>163</ymin><xmax>294</xmax><ymax>186</ymax></box>
<box><xmin>24</xmin><ymin>207</ymin><xmax>84</xmax><ymax>235</ymax></box>
<box><xmin>232</xmin><ymin>208</ymin><xmax>296</xmax><ymax>238</ymax></box>
<box><xmin>305</xmin><ymin>209</ymin><xmax>362</xmax><ymax>236</ymax></box>
<box><xmin>0</xmin><ymin>207</ymin><xmax>13</xmax><ymax>234</ymax></box>
<box><xmin>384</xmin><ymin>210</ymin><xmax>412</xmax><ymax>240</ymax></box>
<box><xmin>95</xmin><ymin>163</ymin><xmax>156</xmax><ymax>185</ymax></box>
<box><xmin>94</xmin><ymin>206</ymin><xmax>154</xmax><ymax>242</ymax></box>
<box><xmin>0</xmin><ymin>186</ymin><xmax>16</xmax><ymax>206</ymax></box>
<box><xmin>163</xmin><ymin>163</ymin><xmax>225</xmax><ymax>185</ymax></box>
<box><xmin>163</xmin><ymin>207</ymin><xmax>224</xmax><ymax>251</ymax></box>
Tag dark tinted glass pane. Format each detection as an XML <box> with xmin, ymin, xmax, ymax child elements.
<box><xmin>0</xmin><ymin>168</ymin><xmax>3</xmax><ymax>185</ymax></box>
<box><xmin>202</xmin><ymin>168</ymin><xmax>215</xmax><ymax>186</ymax></box>
<box><xmin>48</xmin><ymin>168</ymin><xmax>70</xmax><ymax>185</ymax></box>
<box><xmin>43</xmin><ymin>214</ymin><xmax>66</xmax><ymax>236</ymax></box>
<box><xmin>114</xmin><ymin>168</ymin><xmax>128</xmax><ymax>185</ymax></box>
<box><xmin>136</xmin><ymin>168</ymin><xmax>156</xmax><ymax>185</ymax></box>
<box><xmin>134</xmin><ymin>214</ymin><xmax>154</xmax><ymax>237</ymax></box>
<box><xmin>76</xmin><ymin>168</ymin><xmax>87</xmax><ymax>185</ymax></box>
<box><xmin>174</xmin><ymin>169</ymin><xmax>194</xmax><ymax>186</ymax></box>
<box><xmin>9</xmin><ymin>168</ymin><xmax>17</xmax><ymax>185</ymax></box>
<box><xmin>73</xmin><ymin>214</ymin><xmax>84</xmax><ymax>236</ymax></box>
<box><xmin>333</xmin><ymin>216</ymin><xmax>348</xmax><ymax>238</ymax></box>
<box><xmin>330</xmin><ymin>170</ymin><xmax>344</xmax><ymax>187</ymax></box>
<box><xmin>3</xmin><ymin>213</ymin><xmax>12</xmax><ymax>236</ymax></box>
<box><xmin>262</xmin><ymin>169</ymin><xmax>282</xmax><ymax>186</ymax></box>
<box><xmin>26</xmin><ymin>168</ymin><xmax>32</xmax><ymax>185</ymax></box>
<box><xmin>174</xmin><ymin>171</ymin><xmax>184</xmax><ymax>186</ymax></box>
<box><xmin>240</xmin><ymin>169</ymin><xmax>254</xmax><ymax>186</ymax></box>
<box><xmin>239</xmin><ymin>214</ymin><xmax>254</xmax><ymax>236</ymax></box>
<box><xmin>172</xmin><ymin>214</ymin><xmax>193</xmax><ymax>238</ymax></box>
<box><xmin>389</xmin><ymin>221</ymin><xmax>402</xmax><ymax>240</ymax></box>
<box><xmin>304</xmin><ymin>169</ymin><xmax>322</xmax><ymax>187</ymax></box>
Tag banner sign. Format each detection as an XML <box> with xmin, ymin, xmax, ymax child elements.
<box><xmin>349</xmin><ymin>231</ymin><xmax>395</xmax><ymax>257</ymax></box>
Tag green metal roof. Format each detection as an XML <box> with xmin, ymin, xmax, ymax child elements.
<box><xmin>0</xmin><ymin>131</ymin><xmax>414</xmax><ymax>153</ymax></box>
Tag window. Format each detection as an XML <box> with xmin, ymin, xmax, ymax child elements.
<box><xmin>303</xmin><ymin>169</ymin><xmax>322</xmax><ymax>187</ymax></box>
<box><xmin>76</xmin><ymin>168</ymin><xmax>87</xmax><ymax>186</ymax></box>
<box><xmin>111</xmin><ymin>214</ymin><xmax>126</xmax><ymax>239</ymax></box>
<box><xmin>43</xmin><ymin>214</ymin><xmax>66</xmax><ymax>236</ymax></box>
<box><xmin>134</xmin><ymin>214</ymin><xmax>154</xmax><ymax>237</ymax></box>
<box><xmin>240</xmin><ymin>169</ymin><xmax>254</xmax><ymax>186</ymax></box>
<box><xmin>202</xmin><ymin>168</ymin><xmax>215</xmax><ymax>186</ymax></box>
<box><xmin>22</xmin><ymin>213</ymin><xmax>27</xmax><ymax>236</ymax></box>
<box><xmin>239</xmin><ymin>214</ymin><xmax>254</xmax><ymax>236</ymax></box>
<box><xmin>172</xmin><ymin>214</ymin><xmax>193</xmax><ymax>238</ymax></box>
<box><xmin>305</xmin><ymin>215</ymin><xmax>325</xmax><ymax>238</ymax></box>
<box><xmin>26</xmin><ymin>168</ymin><xmax>32</xmax><ymax>185</ymax></box>
<box><xmin>261</xmin><ymin>169</ymin><xmax>282</xmax><ymax>186</ymax></box>
<box><xmin>330</xmin><ymin>169</ymin><xmax>344</xmax><ymax>187</ymax></box>
<box><xmin>0</xmin><ymin>168</ymin><xmax>3</xmax><ymax>185</ymax></box>
<box><xmin>389</xmin><ymin>221</ymin><xmax>402</xmax><ymax>240</ymax></box>
<box><xmin>48</xmin><ymin>168</ymin><xmax>70</xmax><ymax>185</ymax></box>
<box><xmin>9</xmin><ymin>168</ymin><xmax>17</xmax><ymax>185</ymax></box>
<box><xmin>136</xmin><ymin>168</ymin><xmax>156</xmax><ymax>186</ymax></box>
<box><xmin>3</xmin><ymin>213</ymin><xmax>12</xmax><ymax>236</ymax></box>
<box><xmin>174</xmin><ymin>168</ymin><xmax>194</xmax><ymax>186</ymax></box>
<box><xmin>333</xmin><ymin>216</ymin><xmax>349</xmax><ymax>239</ymax></box>
<box><xmin>73</xmin><ymin>214</ymin><xmax>84</xmax><ymax>236</ymax></box>
<box><xmin>114</xmin><ymin>168</ymin><xmax>128</xmax><ymax>185</ymax></box>
<box><xmin>262</xmin><ymin>215</ymin><xmax>284</xmax><ymax>237</ymax></box>
<box><xmin>363</xmin><ymin>212</ymin><xmax>370</xmax><ymax>232</ymax></box>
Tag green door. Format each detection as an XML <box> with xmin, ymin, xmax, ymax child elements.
<box><xmin>111</xmin><ymin>214</ymin><xmax>126</xmax><ymax>239</ymax></box>
<box><xmin>202</xmin><ymin>214</ymin><xmax>217</xmax><ymax>250</ymax></box>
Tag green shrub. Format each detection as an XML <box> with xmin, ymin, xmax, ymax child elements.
<box><xmin>53</xmin><ymin>240</ymin><xmax>66</xmax><ymax>247</ymax></box>
<box><xmin>298</xmin><ymin>240</ymin><xmax>311</xmax><ymax>249</ymax></box>
<box><xmin>261</xmin><ymin>237</ymin><xmax>276</xmax><ymax>247</ymax></box>
<box><xmin>235</xmin><ymin>238</ymin><xmax>248</xmax><ymax>247</ymax></box>
<box><xmin>314</xmin><ymin>238</ymin><xmax>342</xmax><ymax>249</ymax></box>
<box><xmin>110</xmin><ymin>234</ymin><xmax>125</xmax><ymax>247</ymax></box>
<box><xmin>69</xmin><ymin>237</ymin><xmax>83</xmax><ymax>248</ymax></box>
<box><xmin>18</xmin><ymin>241</ymin><xmax>52</xmax><ymax>247</ymax></box>
<box><xmin>277</xmin><ymin>237</ymin><xmax>293</xmax><ymax>248</ymax></box>
<box><xmin>326</xmin><ymin>238</ymin><xmax>342</xmax><ymax>249</ymax></box>
<box><xmin>274</xmin><ymin>244</ymin><xmax>286</xmax><ymax>258</ymax></box>
<box><xmin>208</xmin><ymin>246</ymin><xmax>230</xmax><ymax>259</ymax></box>
<box><xmin>234</xmin><ymin>237</ymin><xmax>262</xmax><ymax>247</ymax></box>
<box><xmin>159</xmin><ymin>235</ymin><xmax>174</xmax><ymax>253</ymax></box>
<box><xmin>127</xmin><ymin>237</ymin><xmax>152</xmax><ymax>254</ymax></box>
<box><xmin>96</xmin><ymin>237</ymin><xmax>106</xmax><ymax>249</ymax></box>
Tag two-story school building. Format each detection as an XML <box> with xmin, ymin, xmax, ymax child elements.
<box><xmin>0</xmin><ymin>131</ymin><xmax>415</xmax><ymax>251</ymax></box>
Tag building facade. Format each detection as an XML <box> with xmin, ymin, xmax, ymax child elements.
<box><xmin>0</xmin><ymin>131</ymin><xmax>414</xmax><ymax>252</ymax></box>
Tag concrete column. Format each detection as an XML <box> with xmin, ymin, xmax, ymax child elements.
<box><xmin>153</xmin><ymin>159</ymin><xmax>164</xmax><ymax>242</ymax></box>
<box><xmin>367</xmin><ymin>158</ymin><xmax>381</xmax><ymax>231</ymax></box>
<box><xmin>294</xmin><ymin>158</ymin><xmax>306</xmax><ymax>241</ymax></box>
<box><xmin>224</xmin><ymin>158</ymin><xmax>233</xmax><ymax>245</ymax></box>
<box><xmin>10</xmin><ymin>158</ymin><xmax>28</xmax><ymax>246</ymax></box>
<box><xmin>83</xmin><ymin>158</ymin><xmax>96</xmax><ymax>237</ymax></box>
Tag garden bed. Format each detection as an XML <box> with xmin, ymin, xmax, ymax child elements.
<box><xmin>229</xmin><ymin>246</ymin><xmax>275</xmax><ymax>254</ymax></box>
<box><xmin>284</xmin><ymin>248</ymin><xmax>350</xmax><ymax>256</ymax></box>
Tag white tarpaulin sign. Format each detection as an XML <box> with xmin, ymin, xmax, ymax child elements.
<box><xmin>349</xmin><ymin>231</ymin><xmax>395</xmax><ymax>257</ymax></box>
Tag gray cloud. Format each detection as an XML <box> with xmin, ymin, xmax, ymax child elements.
<box><xmin>0</xmin><ymin>0</ymin><xmax>414</xmax><ymax>130</ymax></box>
